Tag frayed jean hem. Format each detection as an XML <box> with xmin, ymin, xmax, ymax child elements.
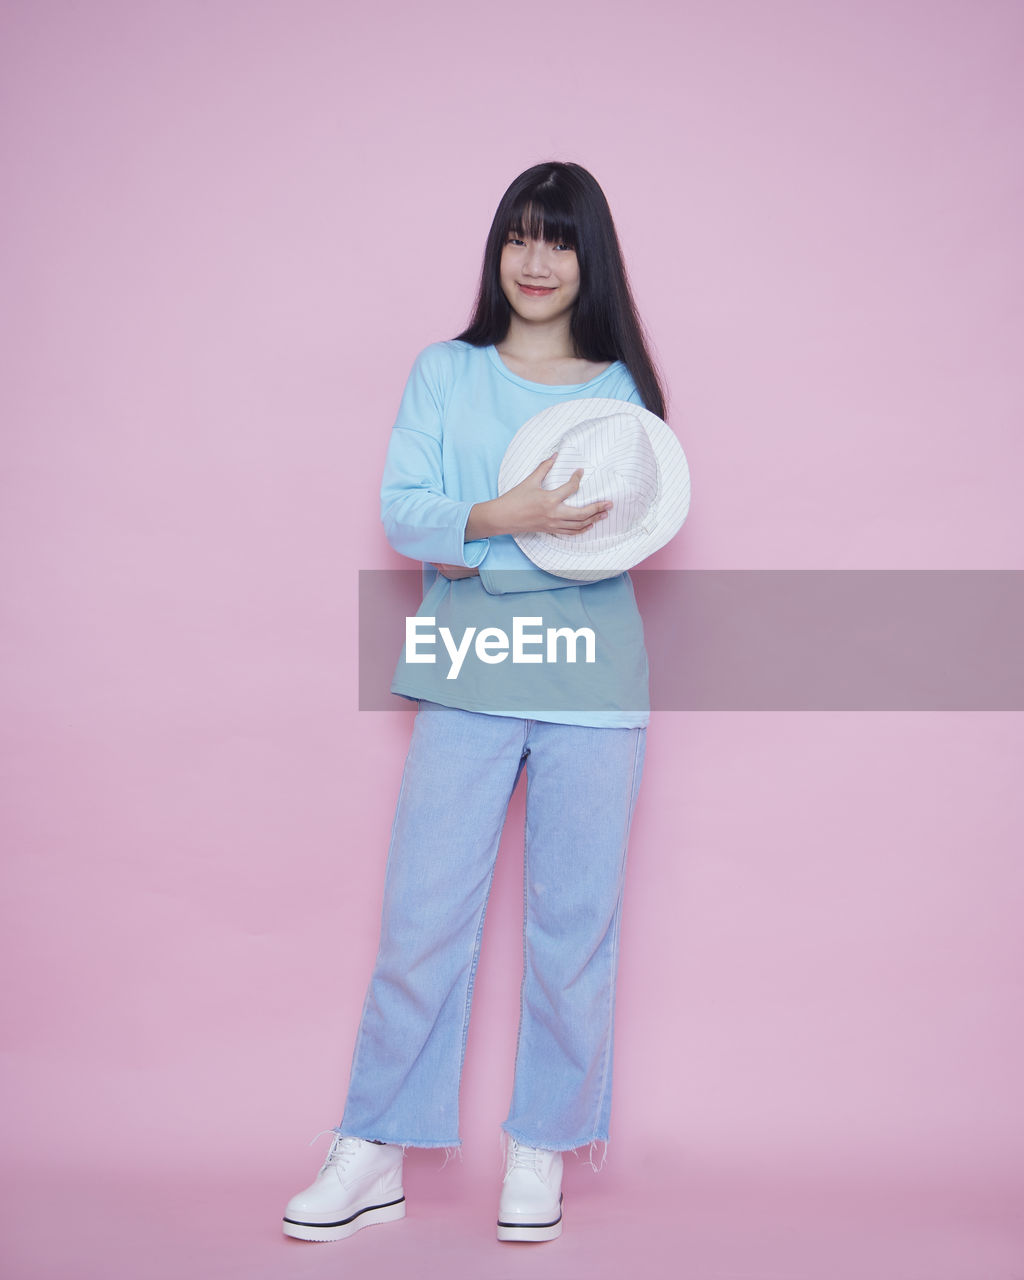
<box><xmin>334</xmin><ymin>1125</ymin><xmax>461</xmax><ymax>1151</ymax></box>
<box><xmin>501</xmin><ymin>1124</ymin><xmax>610</xmax><ymax>1168</ymax></box>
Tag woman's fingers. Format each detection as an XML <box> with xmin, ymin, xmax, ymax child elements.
<box><xmin>554</xmin><ymin>500</ymin><xmax>611</xmax><ymax>533</ymax></box>
<box><xmin>562</xmin><ymin>498</ymin><xmax>610</xmax><ymax>522</ymax></box>
<box><xmin>538</xmin><ymin>462</ymin><xmax>611</xmax><ymax>521</ymax></box>
<box><xmin>530</xmin><ymin>454</ymin><xmax>560</xmax><ymax>483</ymax></box>
<box><xmin>434</xmin><ymin>562</ymin><xmax>480</xmax><ymax>579</ymax></box>
<box><xmin>550</xmin><ymin>466</ymin><xmax>584</xmax><ymax>498</ymax></box>
<box><xmin>499</xmin><ymin>455</ymin><xmax>611</xmax><ymax>535</ymax></box>
<box><xmin>529</xmin><ymin>457</ymin><xmax>585</xmax><ymax>500</ymax></box>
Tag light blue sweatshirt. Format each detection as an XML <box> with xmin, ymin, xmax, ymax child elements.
<box><xmin>381</xmin><ymin>341</ymin><xmax>651</xmax><ymax>728</ymax></box>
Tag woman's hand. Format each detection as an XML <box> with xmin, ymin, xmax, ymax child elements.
<box><xmin>465</xmin><ymin>455</ymin><xmax>611</xmax><ymax>542</ymax></box>
<box><xmin>434</xmin><ymin>563</ymin><xmax>480</xmax><ymax>579</ymax></box>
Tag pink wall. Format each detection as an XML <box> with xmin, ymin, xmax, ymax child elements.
<box><xmin>2</xmin><ymin>1</ymin><xmax>1022</xmax><ymax>1276</ymax></box>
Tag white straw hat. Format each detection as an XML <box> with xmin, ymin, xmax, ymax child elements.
<box><xmin>497</xmin><ymin>397</ymin><xmax>690</xmax><ymax>582</ymax></box>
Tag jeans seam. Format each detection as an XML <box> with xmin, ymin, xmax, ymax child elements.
<box><xmin>590</xmin><ymin>727</ymin><xmax>645</xmax><ymax>1138</ymax></box>
<box><xmin>509</xmin><ymin>725</ymin><xmax>533</xmax><ymax>1111</ymax></box>
<box><xmin>342</xmin><ymin>744</ymin><xmax>413</xmax><ymax>1110</ymax></box>
<box><xmin>456</xmin><ymin>719</ymin><xmax>529</xmax><ymax>1117</ymax></box>
<box><xmin>455</xmin><ymin>857</ymin><xmax>498</xmax><ymax>1087</ymax></box>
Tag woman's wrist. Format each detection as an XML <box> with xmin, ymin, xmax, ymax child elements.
<box><xmin>466</xmin><ymin>497</ymin><xmax>504</xmax><ymax>542</ymax></box>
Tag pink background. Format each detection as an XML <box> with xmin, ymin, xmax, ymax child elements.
<box><xmin>2</xmin><ymin>1</ymin><xmax>1023</xmax><ymax>1277</ymax></box>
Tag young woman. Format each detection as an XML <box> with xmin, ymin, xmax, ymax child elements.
<box><xmin>283</xmin><ymin>161</ymin><xmax>682</xmax><ymax>1245</ymax></box>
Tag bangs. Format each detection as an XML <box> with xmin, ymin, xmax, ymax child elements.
<box><xmin>505</xmin><ymin>197</ymin><xmax>578</xmax><ymax>249</ymax></box>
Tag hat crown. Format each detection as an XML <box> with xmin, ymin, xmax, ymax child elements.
<box><xmin>543</xmin><ymin>412</ymin><xmax>659</xmax><ymax>543</ymax></box>
<box><xmin>496</xmin><ymin>394</ymin><xmax>690</xmax><ymax>581</ymax></box>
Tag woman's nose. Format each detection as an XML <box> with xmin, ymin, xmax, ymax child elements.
<box><xmin>522</xmin><ymin>244</ymin><xmax>552</xmax><ymax>276</ymax></box>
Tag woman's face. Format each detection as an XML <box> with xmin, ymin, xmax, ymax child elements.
<box><xmin>499</xmin><ymin>233</ymin><xmax>580</xmax><ymax>325</ymax></box>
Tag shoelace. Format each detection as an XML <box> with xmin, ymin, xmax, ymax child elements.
<box><xmin>311</xmin><ymin>1130</ymin><xmax>363</xmax><ymax>1176</ymax></box>
<box><xmin>505</xmin><ymin>1139</ymin><xmax>544</xmax><ymax>1178</ymax></box>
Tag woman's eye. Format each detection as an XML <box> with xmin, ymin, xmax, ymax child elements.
<box><xmin>507</xmin><ymin>236</ymin><xmax>525</xmax><ymax>246</ymax></box>
<box><xmin>554</xmin><ymin>243</ymin><xmax>574</xmax><ymax>252</ymax></box>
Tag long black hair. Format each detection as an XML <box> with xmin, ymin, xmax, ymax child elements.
<box><xmin>456</xmin><ymin>162</ymin><xmax>666</xmax><ymax>419</ymax></box>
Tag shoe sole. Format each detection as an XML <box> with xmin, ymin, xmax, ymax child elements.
<box><xmin>496</xmin><ymin>1219</ymin><xmax>563</xmax><ymax>1242</ymax></box>
<box><xmin>283</xmin><ymin>1196</ymin><xmax>406</xmax><ymax>1242</ymax></box>
<box><xmin>497</xmin><ymin>1196</ymin><xmax>563</xmax><ymax>1243</ymax></box>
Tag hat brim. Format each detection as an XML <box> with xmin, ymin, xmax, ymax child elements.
<box><xmin>497</xmin><ymin>397</ymin><xmax>691</xmax><ymax>582</ymax></box>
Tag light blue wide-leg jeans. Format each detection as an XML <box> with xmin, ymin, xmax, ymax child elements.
<box><xmin>339</xmin><ymin>700</ymin><xmax>646</xmax><ymax>1151</ymax></box>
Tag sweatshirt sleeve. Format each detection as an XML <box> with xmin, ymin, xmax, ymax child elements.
<box><xmin>380</xmin><ymin>347</ymin><xmax>489</xmax><ymax>568</ymax></box>
<box><xmin>478</xmin><ymin>565</ymin><xmax>605</xmax><ymax>594</ymax></box>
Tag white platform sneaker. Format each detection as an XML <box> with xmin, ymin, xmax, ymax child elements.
<box><xmin>283</xmin><ymin>1134</ymin><xmax>405</xmax><ymax>1242</ymax></box>
<box><xmin>496</xmin><ymin>1139</ymin><xmax>564</xmax><ymax>1242</ymax></box>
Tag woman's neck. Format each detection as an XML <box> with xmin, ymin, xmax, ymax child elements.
<box><xmin>498</xmin><ymin>312</ymin><xmax>575</xmax><ymax>363</ymax></box>
<box><xmin>495</xmin><ymin>315</ymin><xmax>612</xmax><ymax>386</ymax></box>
